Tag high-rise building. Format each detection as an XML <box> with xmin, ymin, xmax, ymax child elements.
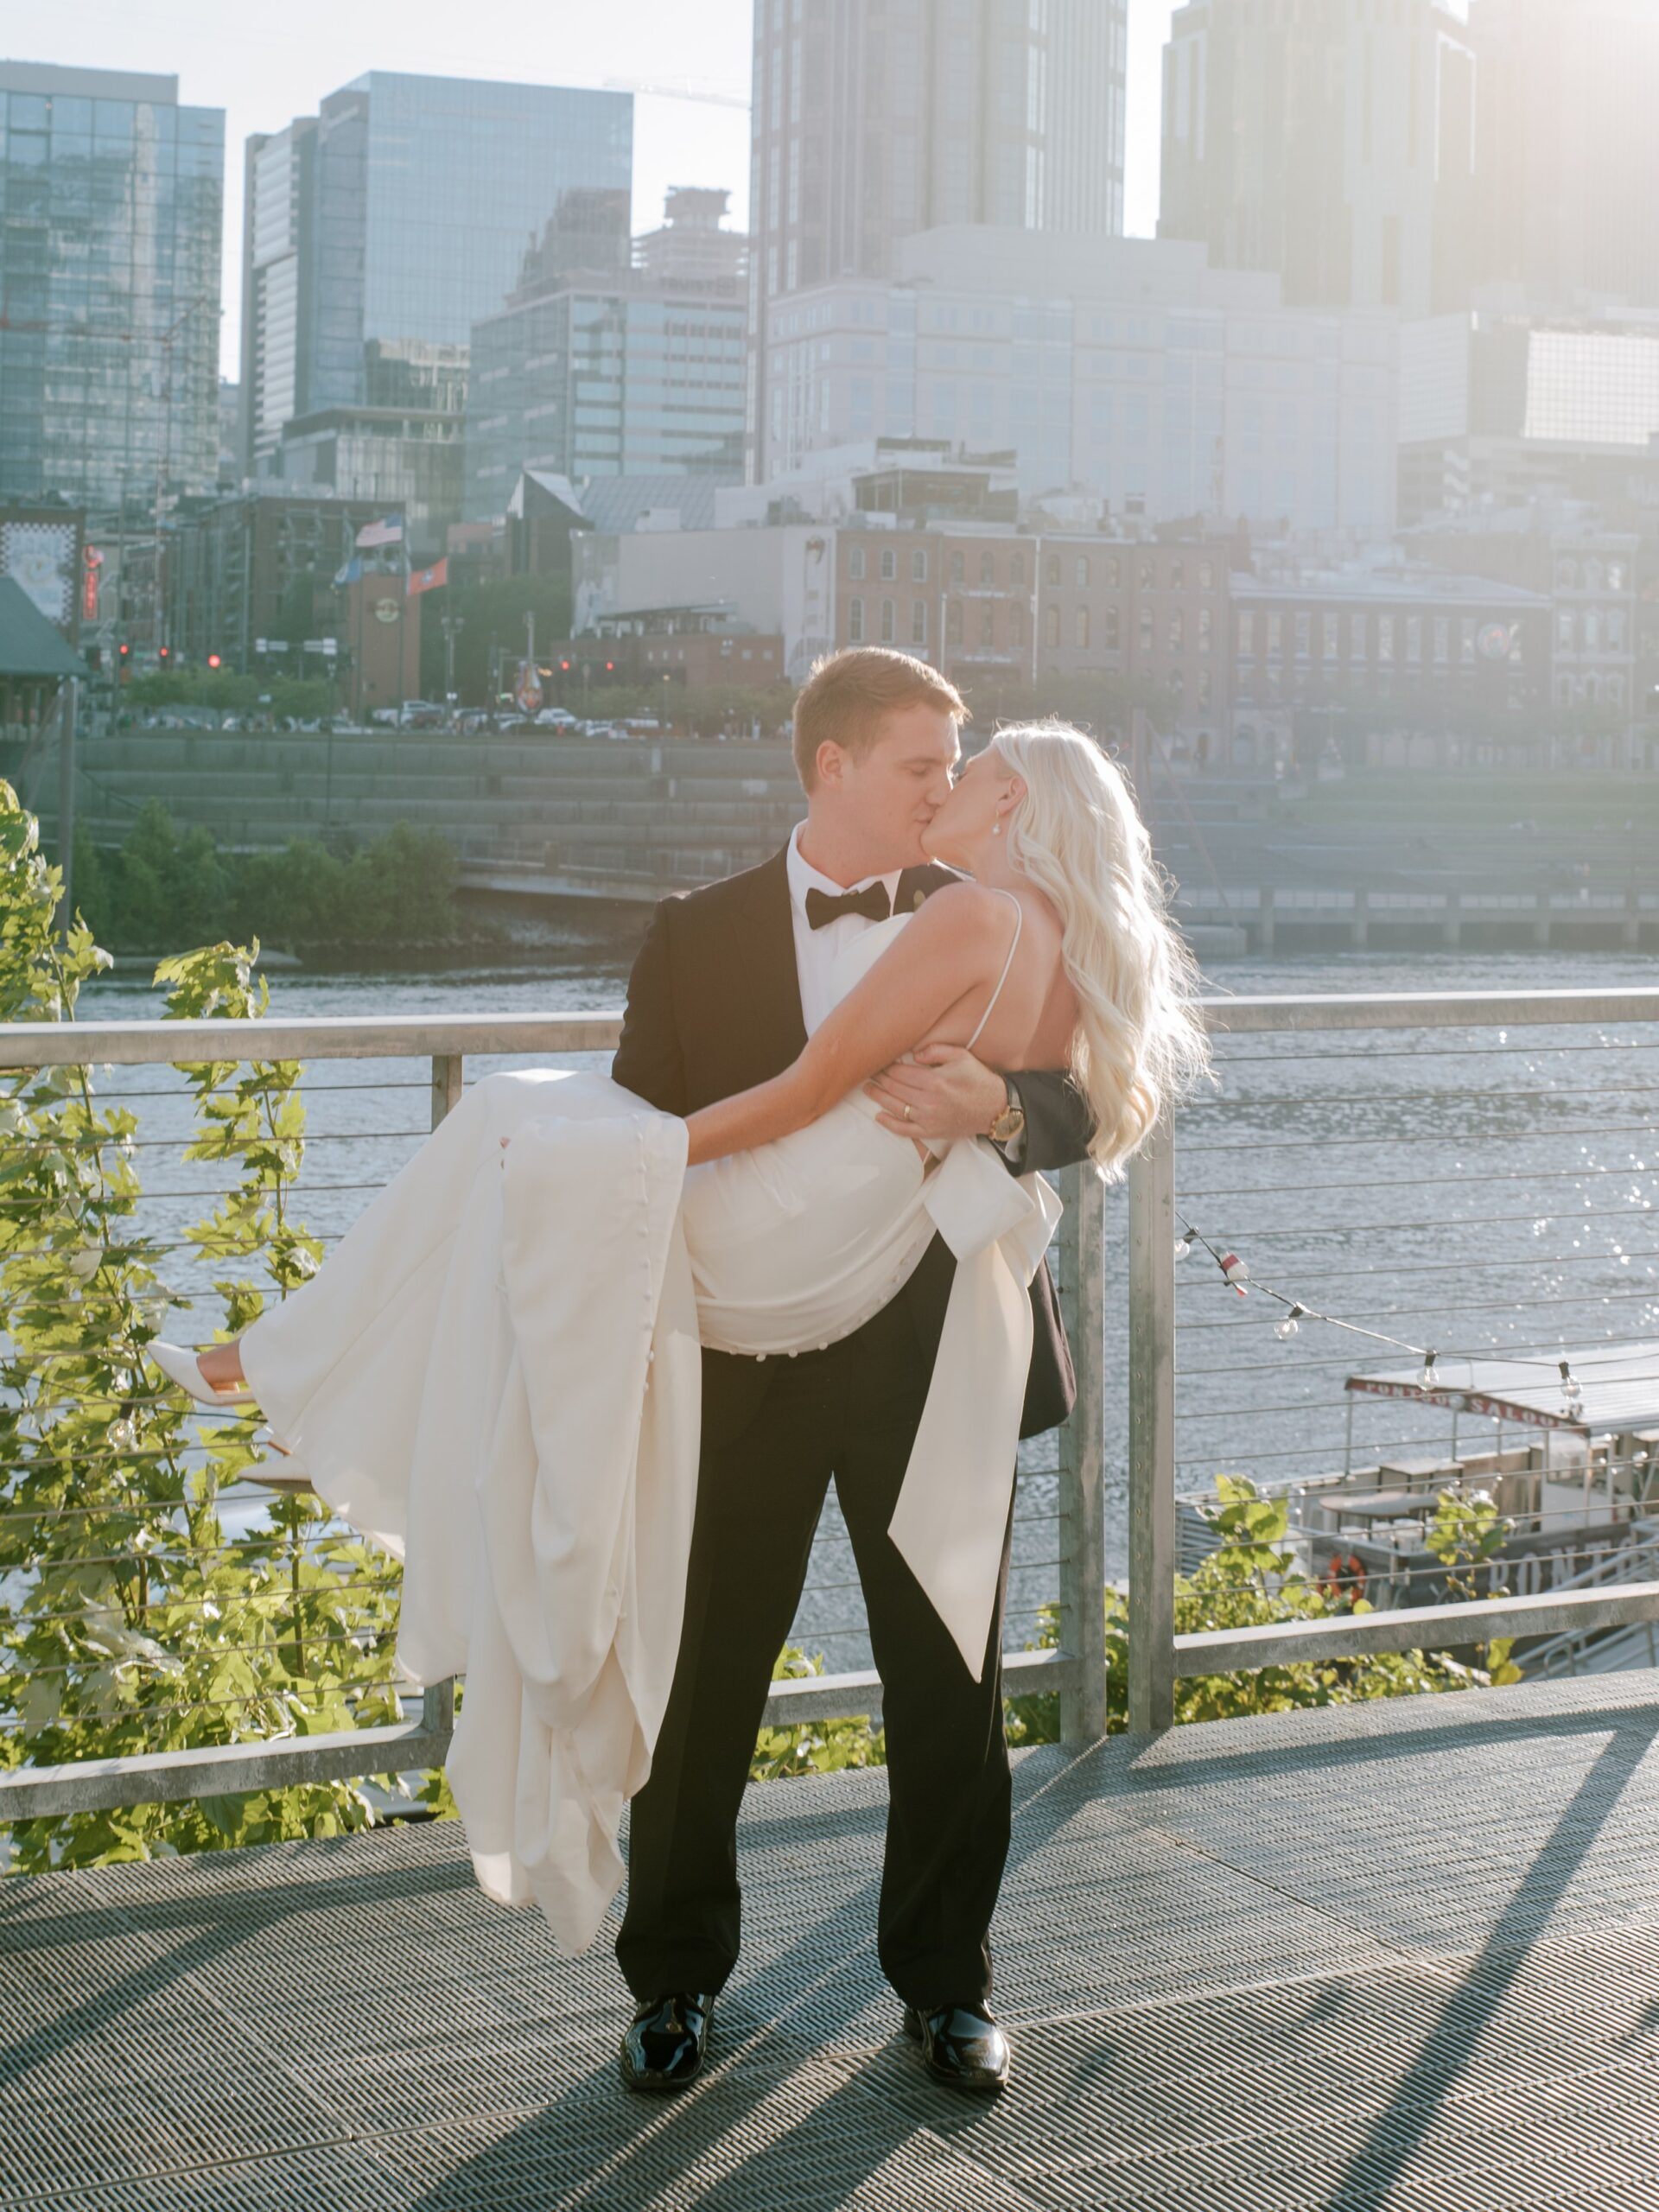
<box><xmin>464</xmin><ymin>194</ymin><xmax>747</xmax><ymax>520</ymax></box>
<box><xmin>759</xmin><ymin>231</ymin><xmax>1399</xmax><ymax>539</ymax></box>
<box><xmin>241</xmin><ymin>73</ymin><xmax>633</xmax><ymax>483</ymax></box>
<box><xmin>0</xmin><ymin>62</ymin><xmax>223</xmax><ymax>512</ymax></box>
<box><xmin>1474</xmin><ymin>0</ymin><xmax>1659</xmax><ymax>313</ymax></box>
<box><xmin>746</xmin><ymin>0</ymin><xmax>1127</xmax><ymax>477</ymax></box>
<box><xmin>1159</xmin><ymin>0</ymin><xmax>1479</xmax><ymax>318</ymax></box>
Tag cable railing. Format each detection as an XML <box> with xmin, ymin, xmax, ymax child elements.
<box><xmin>1126</xmin><ymin>983</ymin><xmax>1659</xmax><ymax>1727</ymax></box>
<box><xmin>0</xmin><ymin>1009</ymin><xmax>1104</xmax><ymax>1823</ymax></box>
<box><xmin>8</xmin><ymin>981</ymin><xmax>1659</xmax><ymax>1825</ymax></box>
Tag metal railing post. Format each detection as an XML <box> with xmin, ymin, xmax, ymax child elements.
<box><xmin>1058</xmin><ymin>1162</ymin><xmax>1109</xmax><ymax>1741</ymax></box>
<box><xmin>430</xmin><ymin>1052</ymin><xmax>464</xmax><ymax>1128</ymax></box>
<box><xmin>1128</xmin><ymin>1116</ymin><xmax>1177</xmax><ymax>1734</ymax></box>
<box><xmin>423</xmin><ymin>1052</ymin><xmax>463</xmax><ymax>1754</ymax></box>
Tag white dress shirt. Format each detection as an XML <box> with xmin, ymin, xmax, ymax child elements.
<box><xmin>785</xmin><ymin>824</ymin><xmax>903</xmax><ymax>1037</ymax></box>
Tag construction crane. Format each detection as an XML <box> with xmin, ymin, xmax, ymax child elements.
<box><xmin>603</xmin><ymin>77</ymin><xmax>750</xmax><ymax>110</ymax></box>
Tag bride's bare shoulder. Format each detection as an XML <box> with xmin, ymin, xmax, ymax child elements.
<box><xmin>909</xmin><ymin>880</ymin><xmax>1019</xmax><ymax>947</ymax></box>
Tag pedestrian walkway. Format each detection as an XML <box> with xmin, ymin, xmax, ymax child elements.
<box><xmin>6</xmin><ymin>1672</ymin><xmax>1659</xmax><ymax>2209</ymax></box>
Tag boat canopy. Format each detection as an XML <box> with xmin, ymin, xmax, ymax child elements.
<box><xmin>1344</xmin><ymin>1341</ymin><xmax>1659</xmax><ymax>1439</ymax></box>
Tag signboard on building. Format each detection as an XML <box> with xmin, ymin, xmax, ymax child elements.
<box><xmin>0</xmin><ymin>514</ymin><xmax>83</xmax><ymax>639</ymax></box>
<box><xmin>514</xmin><ymin>659</ymin><xmax>544</xmax><ymax>715</ymax></box>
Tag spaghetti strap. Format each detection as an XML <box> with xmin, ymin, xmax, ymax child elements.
<box><xmin>965</xmin><ymin>890</ymin><xmax>1024</xmax><ymax>1052</ymax></box>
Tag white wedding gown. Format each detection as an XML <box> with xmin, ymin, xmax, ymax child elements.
<box><xmin>238</xmin><ymin>914</ymin><xmax>1061</xmax><ymax>1951</ymax></box>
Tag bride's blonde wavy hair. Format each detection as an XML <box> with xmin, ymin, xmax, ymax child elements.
<box><xmin>994</xmin><ymin>721</ymin><xmax>1210</xmax><ymax>1176</ymax></box>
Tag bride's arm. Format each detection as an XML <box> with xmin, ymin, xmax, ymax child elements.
<box><xmin>683</xmin><ymin>887</ymin><xmax>1012</xmax><ymax>1167</ymax></box>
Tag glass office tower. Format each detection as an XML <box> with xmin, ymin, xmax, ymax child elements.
<box><xmin>243</xmin><ymin>73</ymin><xmax>632</xmax><ymax>475</ymax></box>
<box><xmin>0</xmin><ymin>62</ymin><xmax>223</xmax><ymax>511</ymax></box>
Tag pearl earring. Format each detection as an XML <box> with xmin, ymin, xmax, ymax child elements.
<box><xmin>992</xmin><ymin>821</ymin><xmax>1002</xmax><ymax>837</ymax></box>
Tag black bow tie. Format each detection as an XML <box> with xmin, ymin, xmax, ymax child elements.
<box><xmin>804</xmin><ymin>882</ymin><xmax>892</xmax><ymax>931</ymax></box>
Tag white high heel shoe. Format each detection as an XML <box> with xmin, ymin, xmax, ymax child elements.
<box><xmin>149</xmin><ymin>1340</ymin><xmax>257</xmax><ymax>1409</ymax></box>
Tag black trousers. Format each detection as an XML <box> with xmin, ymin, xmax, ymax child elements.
<box><xmin>615</xmin><ymin>1293</ymin><xmax>1015</xmax><ymax>2009</ymax></box>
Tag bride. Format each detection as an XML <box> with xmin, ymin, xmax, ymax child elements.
<box><xmin>149</xmin><ymin>721</ymin><xmax>1205</xmax><ymax>1950</ymax></box>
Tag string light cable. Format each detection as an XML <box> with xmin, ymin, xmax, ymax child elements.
<box><xmin>1173</xmin><ymin>1214</ymin><xmax>1592</xmax><ymax>1413</ymax></box>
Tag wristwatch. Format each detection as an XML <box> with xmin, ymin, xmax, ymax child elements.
<box><xmin>987</xmin><ymin>1081</ymin><xmax>1027</xmax><ymax>1148</ymax></box>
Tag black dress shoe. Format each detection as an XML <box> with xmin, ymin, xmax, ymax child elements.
<box><xmin>901</xmin><ymin>2000</ymin><xmax>1010</xmax><ymax>2093</ymax></box>
<box><xmin>619</xmin><ymin>1992</ymin><xmax>715</xmax><ymax>2093</ymax></box>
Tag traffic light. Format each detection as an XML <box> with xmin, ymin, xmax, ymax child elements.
<box><xmin>207</xmin><ymin>652</ymin><xmax>222</xmax><ymax>670</ymax></box>
<box><xmin>605</xmin><ymin>660</ymin><xmax>614</xmax><ymax>672</ymax></box>
<box><xmin>157</xmin><ymin>645</ymin><xmax>170</xmax><ymax>664</ymax></box>
<box><xmin>559</xmin><ymin>658</ymin><xmax>570</xmax><ymax>671</ymax></box>
<box><xmin>117</xmin><ymin>642</ymin><xmax>130</xmax><ymax>681</ymax></box>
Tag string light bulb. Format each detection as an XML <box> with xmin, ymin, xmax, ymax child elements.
<box><xmin>1275</xmin><ymin>1304</ymin><xmax>1305</xmax><ymax>1341</ymax></box>
<box><xmin>1419</xmin><ymin>1351</ymin><xmax>1439</xmax><ymax>1395</ymax></box>
<box><xmin>1560</xmin><ymin>1358</ymin><xmax>1584</xmax><ymax>1413</ymax></box>
<box><xmin>1173</xmin><ymin>1233</ymin><xmax>1192</xmax><ymax>1262</ymax></box>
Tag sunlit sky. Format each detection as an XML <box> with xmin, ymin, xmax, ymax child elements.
<box><xmin>18</xmin><ymin>0</ymin><xmax>1177</xmax><ymax>380</ymax></box>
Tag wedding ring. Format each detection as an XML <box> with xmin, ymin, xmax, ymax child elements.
<box><xmin>904</xmin><ymin>1104</ymin><xmax>914</xmax><ymax>1122</ymax></box>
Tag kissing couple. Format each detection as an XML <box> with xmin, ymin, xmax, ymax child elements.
<box><xmin>150</xmin><ymin>646</ymin><xmax>1206</xmax><ymax>2098</ymax></box>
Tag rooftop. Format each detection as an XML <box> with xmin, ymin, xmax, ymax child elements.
<box><xmin>8</xmin><ymin>1671</ymin><xmax>1659</xmax><ymax>2209</ymax></box>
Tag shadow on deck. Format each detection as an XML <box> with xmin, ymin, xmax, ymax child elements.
<box><xmin>6</xmin><ymin>1672</ymin><xmax>1659</xmax><ymax>2210</ymax></box>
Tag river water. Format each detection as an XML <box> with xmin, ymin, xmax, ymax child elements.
<box><xmin>69</xmin><ymin>929</ymin><xmax>1659</xmax><ymax>1674</ymax></box>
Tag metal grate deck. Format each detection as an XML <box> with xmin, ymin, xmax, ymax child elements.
<box><xmin>6</xmin><ymin>1672</ymin><xmax>1659</xmax><ymax>2209</ymax></box>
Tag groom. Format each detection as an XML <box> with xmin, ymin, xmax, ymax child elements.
<box><xmin>611</xmin><ymin>646</ymin><xmax>1094</xmax><ymax>2094</ymax></box>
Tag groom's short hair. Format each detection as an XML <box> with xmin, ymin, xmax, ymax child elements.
<box><xmin>792</xmin><ymin>648</ymin><xmax>968</xmax><ymax>792</ymax></box>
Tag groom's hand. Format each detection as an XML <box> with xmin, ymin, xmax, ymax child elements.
<box><xmin>866</xmin><ymin>1044</ymin><xmax>1006</xmax><ymax>1141</ymax></box>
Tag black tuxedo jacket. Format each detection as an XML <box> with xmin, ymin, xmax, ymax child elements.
<box><xmin>611</xmin><ymin>847</ymin><xmax>1093</xmax><ymax>1446</ymax></box>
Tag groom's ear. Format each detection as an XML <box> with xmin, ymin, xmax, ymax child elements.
<box><xmin>814</xmin><ymin>738</ymin><xmax>846</xmax><ymax>791</ymax></box>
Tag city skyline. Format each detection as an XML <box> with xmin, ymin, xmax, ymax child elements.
<box><xmin>3</xmin><ymin>2</ymin><xmax>1183</xmax><ymax>382</ymax></box>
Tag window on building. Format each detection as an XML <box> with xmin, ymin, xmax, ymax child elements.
<box><xmin>1009</xmin><ymin>550</ymin><xmax>1025</xmax><ymax>588</ymax></box>
<box><xmin>1105</xmin><ymin>555</ymin><xmax>1122</xmax><ymax>588</ymax></box>
<box><xmin>1076</xmin><ymin>556</ymin><xmax>1090</xmax><ymax>588</ymax></box>
<box><xmin>1170</xmin><ymin>611</ymin><xmax>1185</xmax><ymax>651</ymax></box>
<box><xmin>980</xmin><ymin>550</ymin><xmax>995</xmax><ymax>587</ymax></box>
<box><xmin>980</xmin><ymin>607</ymin><xmax>995</xmax><ymax>645</ymax></box>
<box><xmin>1322</xmin><ymin>613</ymin><xmax>1339</xmax><ymax>662</ymax></box>
<box><xmin>1351</xmin><ymin>613</ymin><xmax>1368</xmax><ymax>660</ymax></box>
<box><xmin>880</xmin><ymin>547</ymin><xmax>896</xmax><ymax>582</ymax></box>
<box><xmin>912</xmin><ymin>548</ymin><xmax>928</xmax><ymax>583</ymax></box>
<box><xmin>1460</xmin><ymin>617</ymin><xmax>1477</xmax><ymax>664</ymax></box>
<box><xmin>948</xmin><ymin>600</ymin><xmax>963</xmax><ymax>645</ymax></box>
<box><xmin>1405</xmin><ymin>615</ymin><xmax>1422</xmax><ymax>664</ymax></box>
<box><xmin>1556</xmin><ymin>609</ymin><xmax>1575</xmax><ymax>651</ymax></box>
<box><xmin>848</xmin><ymin>545</ymin><xmax>866</xmax><ymax>582</ymax></box>
<box><xmin>950</xmin><ymin>550</ymin><xmax>964</xmax><ymax>585</ymax></box>
<box><xmin>1238</xmin><ymin>611</ymin><xmax>1255</xmax><ymax>658</ymax></box>
<box><xmin>1139</xmin><ymin>606</ymin><xmax>1154</xmax><ymax>652</ymax></box>
<box><xmin>1266</xmin><ymin>612</ymin><xmax>1283</xmax><ymax>660</ymax></box>
<box><xmin>1139</xmin><ymin>557</ymin><xmax>1155</xmax><ymax>590</ymax></box>
<box><xmin>1168</xmin><ymin>667</ymin><xmax>1185</xmax><ymax>700</ymax></box>
<box><xmin>1609</xmin><ymin>607</ymin><xmax>1627</xmax><ymax>650</ymax></box>
<box><xmin>1294</xmin><ymin>612</ymin><xmax>1312</xmax><ymax>660</ymax></box>
<box><xmin>1585</xmin><ymin>609</ymin><xmax>1601</xmax><ymax>651</ymax></box>
<box><xmin>880</xmin><ymin>599</ymin><xmax>896</xmax><ymax>644</ymax></box>
<box><xmin>1609</xmin><ymin>561</ymin><xmax>1627</xmax><ymax>592</ymax></box>
<box><xmin>1045</xmin><ymin>604</ymin><xmax>1060</xmax><ymax>648</ymax></box>
<box><xmin>912</xmin><ymin>601</ymin><xmax>928</xmax><ymax>646</ymax></box>
<box><xmin>1104</xmin><ymin>607</ymin><xmax>1121</xmax><ymax>649</ymax></box>
<box><xmin>1169</xmin><ymin>557</ymin><xmax>1185</xmax><ymax>590</ymax></box>
<box><xmin>1198</xmin><ymin>559</ymin><xmax>1214</xmax><ymax>591</ymax></box>
<box><xmin>1009</xmin><ymin>603</ymin><xmax>1026</xmax><ymax>646</ymax></box>
<box><xmin>1198</xmin><ymin>670</ymin><xmax>1212</xmax><ymax>709</ymax></box>
<box><xmin>1378</xmin><ymin>615</ymin><xmax>1394</xmax><ymax>664</ymax></box>
<box><xmin>848</xmin><ymin>596</ymin><xmax>864</xmax><ymax>642</ymax></box>
<box><xmin>1076</xmin><ymin>607</ymin><xmax>1090</xmax><ymax>650</ymax></box>
<box><xmin>1433</xmin><ymin>617</ymin><xmax>1450</xmax><ymax>664</ymax></box>
<box><xmin>1045</xmin><ymin>554</ymin><xmax>1060</xmax><ymax>588</ymax></box>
